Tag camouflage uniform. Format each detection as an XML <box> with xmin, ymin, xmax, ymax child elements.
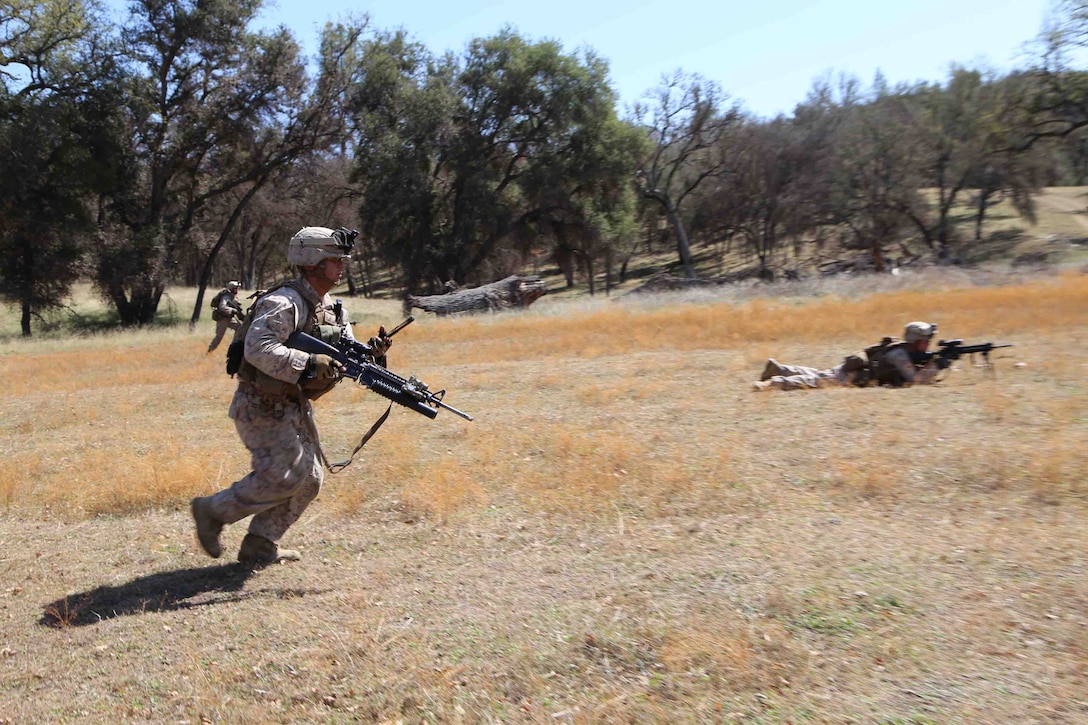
<box><xmin>207</xmin><ymin>287</ymin><xmax>243</xmax><ymax>353</ymax></box>
<box><xmin>204</xmin><ymin>277</ymin><xmax>353</xmax><ymax>543</ymax></box>
<box><xmin>757</xmin><ymin>359</ymin><xmax>855</xmax><ymax>390</ymax></box>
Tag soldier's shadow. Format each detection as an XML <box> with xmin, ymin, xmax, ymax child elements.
<box><xmin>38</xmin><ymin>563</ymin><xmax>319</xmax><ymax>628</ymax></box>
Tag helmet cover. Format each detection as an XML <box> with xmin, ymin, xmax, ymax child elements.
<box><xmin>903</xmin><ymin>321</ymin><xmax>937</xmax><ymax>343</ymax></box>
<box><xmin>287</xmin><ymin>226</ymin><xmax>357</xmax><ymax>266</ymax></box>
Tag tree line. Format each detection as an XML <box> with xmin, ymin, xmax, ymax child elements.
<box><xmin>2</xmin><ymin>0</ymin><xmax>1088</xmax><ymax>336</ymax></box>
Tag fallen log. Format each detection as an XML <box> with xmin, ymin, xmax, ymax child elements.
<box><xmin>408</xmin><ymin>275</ymin><xmax>548</xmax><ymax>316</ymax></box>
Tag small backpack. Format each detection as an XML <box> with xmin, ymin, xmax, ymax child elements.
<box><xmin>209</xmin><ymin>289</ymin><xmax>228</xmax><ymax>310</ymax></box>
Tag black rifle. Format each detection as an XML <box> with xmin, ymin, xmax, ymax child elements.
<box><xmin>286</xmin><ymin>318</ymin><xmax>472</xmax><ymax>421</ymax></box>
<box><xmin>928</xmin><ymin>338</ymin><xmax>1013</xmax><ymax>374</ymax></box>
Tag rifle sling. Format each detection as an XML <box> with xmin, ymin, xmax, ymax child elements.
<box><xmin>326</xmin><ymin>402</ymin><xmax>393</xmax><ymax>474</ymax></box>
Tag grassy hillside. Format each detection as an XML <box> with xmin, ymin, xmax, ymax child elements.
<box><xmin>0</xmin><ymin>267</ymin><xmax>1085</xmax><ymax>722</ymax></box>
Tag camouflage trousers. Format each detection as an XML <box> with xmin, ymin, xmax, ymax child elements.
<box><xmin>206</xmin><ymin>387</ymin><xmax>323</xmax><ymax>542</ymax></box>
<box><xmin>764</xmin><ymin>361</ymin><xmax>849</xmax><ymax>391</ymax></box>
<box><xmin>208</xmin><ymin>316</ymin><xmax>242</xmax><ymax>352</ymax></box>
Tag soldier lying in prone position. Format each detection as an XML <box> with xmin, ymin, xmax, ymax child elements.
<box><xmin>752</xmin><ymin>321</ymin><xmax>945</xmax><ymax>392</ymax></box>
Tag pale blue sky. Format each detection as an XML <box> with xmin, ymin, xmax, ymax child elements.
<box><xmin>115</xmin><ymin>0</ymin><xmax>1056</xmax><ymax>118</ymax></box>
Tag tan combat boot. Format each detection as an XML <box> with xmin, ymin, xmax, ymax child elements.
<box><xmin>752</xmin><ymin>380</ymin><xmax>774</xmax><ymax>392</ymax></box>
<box><xmin>191</xmin><ymin>496</ymin><xmax>223</xmax><ymax>558</ymax></box>
<box><xmin>238</xmin><ymin>533</ymin><xmax>301</xmax><ymax>565</ymax></box>
<box><xmin>760</xmin><ymin>359</ymin><xmax>783</xmax><ymax>381</ymax></box>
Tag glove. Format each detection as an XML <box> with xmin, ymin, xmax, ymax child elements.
<box><xmin>935</xmin><ymin>356</ymin><xmax>952</xmax><ymax>370</ymax></box>
<box><xmin>310</xmin><ymin>354</ymin><xmax>343</xmax><ymax>380</ymax></box>
<box><xmin>368</xmin><ymin>325</ymin><xmax>393</xmax><ymax>357</ymax></box>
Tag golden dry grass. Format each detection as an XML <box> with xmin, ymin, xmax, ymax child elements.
<box><xmin>1</xmin><ymin>270</ymin><xmax>1086</xmax><ymax>723</ymax></box>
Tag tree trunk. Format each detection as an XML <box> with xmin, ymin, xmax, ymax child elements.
<box><xmin>605</xmin><ymin>246</ymin><xmax>614</xmax><ymax>296</ymax></box>
<box><xmin>20</xmin><ymin>300</ymin><xmax>31</xmax><ymax>337</ymax></box>
<box><xmin>344</xmin><ymin>267</ymin><xmax>357</xmax><ymax>296</ymax></box>
<box><xmin>898</xmin><ymin>204</ymin><xmax>936</xmax><ymax>251</ymax></box>
<box><xmin>975</xmin><ymin>186</ymin><xmax>997</xmax><ymax>242</ymax></box>
<box><xmin>870</xmin><ymin>239</ymin><xmax>886</xmax><ymax>272</ymax></box>
<box><xmin>358</xmin><ymin>253</ymin><xmax>373</xmax><ymax>298</ymax></box>
<box><xmin>111</xmin><ymin>283</ymin><xmax>165</xmax><ymax>326</ymax></box>
<box><xmin>408</xmin><ymin>275</ymin><xmax>548</xmax><ymax>316</ymax></box>
<box><xmin>665</xmin><ymin>201</ymin><xmax>696</xmax><ymax>279</ymax></box>
<box><xmin>554</xmin><ymin>245</ymin><xmax>575</xmax><ymax>288</ymax></box>
<box><xmin>189</xmin><ymin>182</ymin><xmax>264</xmax><ymax>328</ymax></box>
<box><xmin>936</xmin><ymin>174</ymin><xmax>963</xmax><ymax>254</ymax></box>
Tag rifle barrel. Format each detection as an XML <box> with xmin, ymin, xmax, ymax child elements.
<box><xmin>435</xmin><ymin>398</ymin><xmax>473</xmax><ymax>421</ymax></box>
<box><xmin>961</xmin><ymin>343</ymin><xmax>1014</xmax><ymax>353</ymax></box>
<box><xmin>386</xmin><ymin>315</ymin><xmax>415</xmax><ymax>337</ymax></box>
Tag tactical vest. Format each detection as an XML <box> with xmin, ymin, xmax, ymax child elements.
<box><xmin>227</xmin><ymin>279</ymin><xmax>346</xmax><ymax>401</ymax></box>
<box><xmin>838</xmin><ymin>336</ymin><xmax>907</xmax><ymax>387</ymax></box>
<box><xmin>866</xmin><ymin>337</ymin><xmax>913</xmax><ymax>387</ymax></box>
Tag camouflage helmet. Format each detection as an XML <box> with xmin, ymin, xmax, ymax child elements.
<box><xmin>287</xmin><ymin>226</ymin><xmax>357</xmax><ymax>267</ymax></box>
<box><xmin>227</xmin><ymin>280</ymin><xmax>241</xmax><ymax>290</ymax></box>
<box><xmin>903</xmin><ymin>321</ymin><xmax>937</xmax><ymax>343</ymax></box>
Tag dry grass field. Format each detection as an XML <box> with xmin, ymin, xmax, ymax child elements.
<box><xmin>0</xmin><ymin>263</ymin><xmax>1085</xmax><ymax>723</ymax></box>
